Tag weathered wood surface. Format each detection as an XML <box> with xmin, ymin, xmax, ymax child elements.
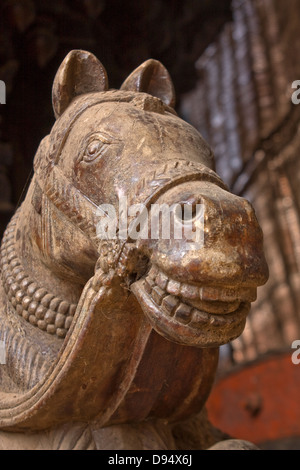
<box><xmin>0</xmin><ymin>50</ymin><xmax>268</xmax><ymax>449</ymax></box>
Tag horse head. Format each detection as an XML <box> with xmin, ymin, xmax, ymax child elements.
<box><xmin>0</xmin><ymin>50</ymin><xmax>268</xmax><ymax>435</ymax></box>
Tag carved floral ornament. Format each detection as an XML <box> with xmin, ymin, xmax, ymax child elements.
<box><xmin>0</xmin><ymin>50</ymin><xmax>268</xmax><ymax>450</ymax></box>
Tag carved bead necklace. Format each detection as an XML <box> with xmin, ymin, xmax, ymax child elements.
<box><xmin>0</xmin><ymin>211</ymin><xmax>76</xmax><ymax>339</ymax></box>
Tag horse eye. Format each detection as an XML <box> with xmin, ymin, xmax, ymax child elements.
<box><xmin>83</xmin><ymin>140</ymin><xmax>104</xmax><ymax>161</ymax></box>
<box><xmin>87</xmin><ymin>141</ymin><xmax>101</xmax><ymax>155</ymax></box>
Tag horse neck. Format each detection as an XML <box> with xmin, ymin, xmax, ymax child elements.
<box><xmin>1</xmin><ymin>203</ymin><xmax>78</xmax><ymax>340</ymax></box>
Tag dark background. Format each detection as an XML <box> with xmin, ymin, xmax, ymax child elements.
<box><xmin>0</xmin><ymin>0</ymin><xmax>232</xmax><ymax>222</ymax></box>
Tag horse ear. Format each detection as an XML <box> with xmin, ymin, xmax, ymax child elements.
<box><xmin>52</xmin><ymin>50</ymin><xmax>108</xmax><ymax>119</ymax></box>
<box><xmin>120</xmin><ymin>59</ymin><xmax>175</xmax><ymax>108</ymax></box>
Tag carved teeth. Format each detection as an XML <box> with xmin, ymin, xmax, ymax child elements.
<box><xmin>188</xmin><ymin>298</ymin><xmax>240</xmax><ymax>314</ymax></box>
<box><xmin>174</xmin><ymin>303</ymin><xmax>192</xmax><ymax>324</ymax></box>
<box><xmin>190</xmin><ymin>309</ymin><xmax>234</xmax><ymax>328</ymax></box>
<box><xmin>143</xmin><ymin>266</ymin><xmax>251</xmax><ymax>325</ymax></box>
<box><xmin>151</xmin><ymin>285</ymin><xmax>165</xmax><ymax>306</ymax></box>
<box><xmin>200</xmin><ymin>286</ymin><xmax>256</xmax><ymax>303</ymax></box>
<box><xmin>161</xmin><ymin>295</ymin><xmax>179</xmax><ymax>315</ymax></box>
<box><xmin>166</xmin><ymin>279</ymin><xmax>181</xmax><ymax>296</ymax></box>
<box><xmin>144</xmin><ymin>277</ymin><xmax>155</xmax><ymax>294</ymax></box>
<box><xmin>180</xmin><ymin>283</ymin><xmax>199</xmax><ymax>299</ymax></box>
<box><xmin>190</xmin><ymin>309</ymin><xmax>209</xmax><ymax>326</ymax></box>
<box><xmin>155</xmin><ymin>271</ymin><xmax>168</xmax><ymax>290</ymax></box>
<box><xmin>148</xmin><ymin>265</ymin><xmax>159</xmax><ymax>280</ymax></box>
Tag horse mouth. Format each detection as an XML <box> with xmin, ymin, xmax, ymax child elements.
<box><xmin>131</xmin><ymin>264</ymin><xmax>256</xmax><ymax>347</ymax></box>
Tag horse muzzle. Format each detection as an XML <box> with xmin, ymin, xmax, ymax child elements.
<box><xmin>130</xmin><ymin>180</ymin><xmax>268</xmax><ymax>348</ymax></box>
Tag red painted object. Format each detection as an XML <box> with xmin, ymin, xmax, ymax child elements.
<box><xmin>206</xmin><ymin>351</ymin><xmax>300</xmax><ymax>445</ymax></box>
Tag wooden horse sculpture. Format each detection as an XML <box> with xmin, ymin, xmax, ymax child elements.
<box><xmin>0</xmin><ymin>51</ymin><xmax>268</xmax><ymax>450</ymax></box>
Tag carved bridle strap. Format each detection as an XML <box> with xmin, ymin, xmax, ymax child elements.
<box><xmin>38</xmin><ymin>160</ymin><xmax>228</xmax><ymax>279</ymax></box>
<box><xmin>126</xmin><ymin>159</ymin><xmax>228</xmax><ymax>208</ymax></box>
<box><xmin>44</xmin><ymin>90</ymin><xmax>177</xmax><ymax>168</ymax></box>
<box><xmin>43</xmin><ymin>167</ymin><xmax>100</xmax><ymax>244</ymax></box>
<box><xmin>42</xmin><ymin>160</ymin><xmax>226</xmax><ymax>238</ymax></box>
